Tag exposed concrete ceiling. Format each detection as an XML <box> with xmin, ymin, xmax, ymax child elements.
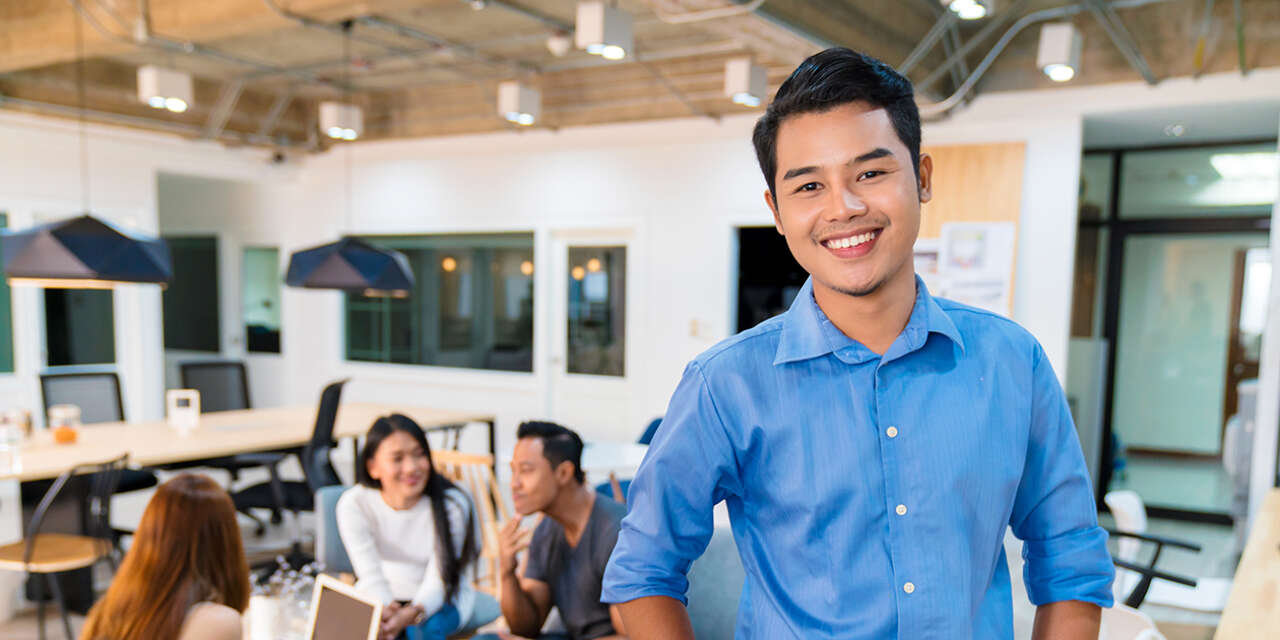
<box><xmin>2</xmin><ymin>0</ymin><xmax>1277</xmax><ymax>151</ymax></box>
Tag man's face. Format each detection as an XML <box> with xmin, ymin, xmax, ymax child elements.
<box><xmin>766</xmin><ymin>102</ymin><xmax>931</xmax><ymax>299</ymax></box>
<box><xmin>509</xmin><ymin>437</ymin><xmax>564</xmax><ymax>516</ymax></box>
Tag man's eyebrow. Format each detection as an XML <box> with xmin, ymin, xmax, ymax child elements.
<box><xmin>780</xmin><ymin>148</ymin><xmax>895</xmax><ymax>182</ymax></box>
<box><xmin>850</xmin><ymin>147</ymin><xmax>893</xmax><ymax>164</ymax></box>
<box><xmin>781</xmin><ymin>165</ymin><xmax>818</xmax><ymax>181</ymax></box>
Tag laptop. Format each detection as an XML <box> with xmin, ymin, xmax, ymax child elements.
<box><xmin>306</xmin><ymin>574</ymin><xmax>383</xmax><ymax>640</ymax></box>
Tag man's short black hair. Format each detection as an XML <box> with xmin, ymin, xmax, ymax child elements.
<box><xmin>752</xmin><ymin>47</ymin><xmax>921</xmax><ymax>198</ymax></box>
<box><xmin>517</xmin><ymin>420</ymin><xmax>585</xmax><ymax>484</ymax></box>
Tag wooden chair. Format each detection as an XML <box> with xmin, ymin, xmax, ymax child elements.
<box><xmin>431</xmin><ymin>449</ymin><xmax>510</xmax><ymax>597</ymax></box>
<box><xmin>0</xmin><ymin>455</ymin><xmax>128</xmax><ymax>640</ymax></box>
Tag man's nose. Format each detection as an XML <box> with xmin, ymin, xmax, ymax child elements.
<box><xmin>825</xmin><ymin>183</ymin><xmax>868</xmax><ymax>221</ymax></box>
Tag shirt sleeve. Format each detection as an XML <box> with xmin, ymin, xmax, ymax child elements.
<box><xmin>413</xmin><ymin>490</ymin><xmax>477</xmax><ymax>626</ymax></box>
<box><xmin>1009</xmin><ymin>344</ymin><xmax>1115</xmax><ymax>608</ymax></box>
<box><xmin>602</xmin><ymin>361</ymin><xmax>741</xmax><ymax>605</ymax></box>
<box><xmin>335</xmin><ymin>489</ymin><xmax>396</xmax><ymax>605</ymax></box>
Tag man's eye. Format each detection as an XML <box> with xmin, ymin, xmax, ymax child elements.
<box><xmin>795</xmin><ymin>182</ymin><xmax>820</xmax><ymax>193</ymax></box>
<box><xmin>859</xmin><ymin>170</ymin><xmax>885</xmax><ymax>180</ymax></box>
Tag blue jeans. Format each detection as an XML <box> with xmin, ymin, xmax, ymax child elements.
<box><xmin>472</xmin><ymin>634</ymin><xmax>569</xmax><ymax>640</ymax></box>
<box><xmin>402</xmin><ymin>604</ymin><xmax>461</xmax><ymax>640</ymax></box>
<box><xmin>471</xmin><ymin>635</ymin><xmax>570</xmax><ymax>640</ymax></box>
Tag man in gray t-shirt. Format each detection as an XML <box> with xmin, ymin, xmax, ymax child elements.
<box><xmin>486</xmin><ymin>421</ymin><xmax>630</xmax><ymax>640</ymax></box>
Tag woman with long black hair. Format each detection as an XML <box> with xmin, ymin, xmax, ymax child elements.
<box><xmin>337</xmin><ymin>414</ymin><xmax>481</xmax><ymax>640</ymax></box>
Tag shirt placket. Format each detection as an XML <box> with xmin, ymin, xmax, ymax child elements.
<box><xmin>875</xmin><ymin>359</ymin><xmax>917</xmax><ymax>638</ymax></box>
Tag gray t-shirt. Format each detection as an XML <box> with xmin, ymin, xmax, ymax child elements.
<box><xmin>524</xmin><ymin>495</ymin><xmax>626</xmax><ymax>640</ymax></box>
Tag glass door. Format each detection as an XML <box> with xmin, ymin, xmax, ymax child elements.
<box><xmin>546</xmin><ymin>230</ymin><xmax>634</xmax><ymax>443</ymax></box>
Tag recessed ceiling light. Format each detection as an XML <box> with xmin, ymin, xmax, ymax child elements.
<box><xmin>1163</xmin><ymin>124</ymin><xmax>1187</xmax><ymax>137</ymax></box>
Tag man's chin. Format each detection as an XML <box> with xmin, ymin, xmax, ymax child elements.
<box><xmin>818</xmin><ymin>275</ymin><xmax>884</xmax><ymax>298</ymax></box>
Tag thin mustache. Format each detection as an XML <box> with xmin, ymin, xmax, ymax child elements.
<box><xmin>812</xmin><ymin>221</ymin><xmax>888</xmax><ymax>242</ymax></box>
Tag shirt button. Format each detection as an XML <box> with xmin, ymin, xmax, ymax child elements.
<box><xmin>886</xmin><ymin>426</ymin><xmax>899</xmax><ymax>438</ymax></box>
<box><xmin>896</xmin><ymin>504</ymin><xmax>908</xmax><ymax>516</ymax></box>
<box><xmin>903</xmin><ymin>582</ymin><xmax>915</xmax><ymax>594</ymax></box>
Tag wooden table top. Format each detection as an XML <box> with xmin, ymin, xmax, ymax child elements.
<box><xmin>1215</xmin><ymin>489</ymin><xmax>1280</xmax><ymax>638</ymax></box>
<box><xmin>0</xmin><ymin>403</ymin><xmax>494</xmax><ymax>482</ymax></box>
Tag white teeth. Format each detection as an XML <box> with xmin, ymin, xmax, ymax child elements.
<box><xmin>827</xmin><ymin>231</ymin><xmax>876</xmax><ymax>249</ymax></box>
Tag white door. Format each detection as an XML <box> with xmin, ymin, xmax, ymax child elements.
<box><xmin>545</xmin><ymin>229</ymin><xmax>640</xmax><ymax>444</ymax></box>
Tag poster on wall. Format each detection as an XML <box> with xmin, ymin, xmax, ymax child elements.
<box><xmin>914</xmin><ymin>222</ymin><xmax>1017</xmax><ymax>316</ymax></box>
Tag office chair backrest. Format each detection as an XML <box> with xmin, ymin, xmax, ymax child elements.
<box><xmin>180</xmin><ymin>361</ymin><xmax>251</xmax><ymax>413</ymax></box>
<box><xmin>302</xmin><ymin>379</ymin><xmax>348</xmax><ymax>491</ymax></box>
<box><xmin>40</xmin><ymin>372</ymin><xmax>124</xmax><ymax>425</ymax></box>
<box><xmin>638</xmin><ymin>417</ymin><xmax>663</xmax><ymax>446</ymax></box>
<box><xmin>1105</xmin><ymin>490</ymin><xmax>1148</xmax><ymax>562</ymax></box>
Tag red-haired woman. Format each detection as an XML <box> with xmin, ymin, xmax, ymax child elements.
<box><xmin>80</xmin><ymin>473</ymin><xmax>250</xmax><ymax>640</ymax></box>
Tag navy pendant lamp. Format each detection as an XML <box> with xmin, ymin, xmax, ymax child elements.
<box><xmin>284</xmin><ymin>237</ymin><xmax>412</xmax><ymax>297</ymax></box>
<box><xmin>2</xmin><ymin>215</ymin><xmax>173</xmax><ymax>288</ymax></box>
<box><xmin>284</xmin><ymin>21</ymin><xmax>413</xmax><ymax>299</ymax></box>
<box><xmin>2</xmin><ymin>12</ymin><xmax>172</xmax><ymax>289</ymax></box>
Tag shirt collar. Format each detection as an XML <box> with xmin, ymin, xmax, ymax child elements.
<box><xmin>773</xmin><ymin>275</ymin><xmax>965</xmax><ymax>366</ymax></box>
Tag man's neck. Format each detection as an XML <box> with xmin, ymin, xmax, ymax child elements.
<box><xmin>544</xmin><ymin>484</ymin><xmax>596</xmax><ymax>546</ymax></box>
<box><xmin>812</xmin><ymin>268</ymin><xmax>917</xmax><ymax>355</ymax></box>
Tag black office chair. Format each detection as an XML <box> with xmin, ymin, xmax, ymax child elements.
<box><xmin>36</xmin><ymin>372</ymin><xmax>159</xmax><ymax>498</ymax></box>
<box><xmin>173</xmin><ymin>360</ymin><xmax>289</xmax><ymax>530</ymax></box>
<box><xmin>0</xmin><ymin>455</ymin><xmax>128</xmax><ymax>640</ymax></box>
<box><xmin>179</xmin><ymin>361</ymin><xmax>251</xmax><ymax>413</ymax></box>
<box><xmin>1105</xmin><ymin>528</ymin><xmax>1202</xmax><ymax>608</ymax></box>
<box><xmin>232</xmin><ymin>379</ymin><xmax>347</xmax><ymax>566</ymax></box>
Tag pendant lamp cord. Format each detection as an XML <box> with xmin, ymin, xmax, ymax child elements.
<box><xmin>343</xmin><ymin>19</ymin><xmax>353</xmax><ymax>235</ymax></box>
<box><xmin>75</xmin><ymin>8</ymin><xmax>90</xmax><ymax>214</ymax></box>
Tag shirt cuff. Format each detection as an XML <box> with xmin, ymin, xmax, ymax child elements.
<box><xmin>1021</xmin><ymin>526</ymin><xmax>1116</xmax><ymax>608</ymax></box>
<box><xmin>600</xmin><ymin>584</ymin><xmax>689</xmax><ymax>607</ymax></box>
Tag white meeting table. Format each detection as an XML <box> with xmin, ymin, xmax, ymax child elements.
<box><xmin>0</xmin><ymin>403</ymin><xmax>496</xmax><ymax>483</ymax></box>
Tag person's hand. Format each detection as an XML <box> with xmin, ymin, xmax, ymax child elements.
<box><xmin>380</xmin><ymin>604</ymin><xmax>421</xmax><ymax>640</ymax></box>
<box><xmin>380</xmin><ymin>601</ymin><xmax>401</xmax><ymax>624</ymax></box>
<box><xmin>498</xmin><ymin>518</ymin><xmax>534</xmax><ymax>576</ymax></box>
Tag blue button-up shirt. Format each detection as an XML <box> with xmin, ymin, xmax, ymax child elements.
<box><xmin>602</xmin><ymin>277</ymin><xmax>1113</xmax><ymax>639</ymax></box>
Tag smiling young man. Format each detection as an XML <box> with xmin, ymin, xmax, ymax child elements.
<box><xmin>600</xmin><ymin>48</ymin><xmax>1114</xmax><ymax>639</ymax></box>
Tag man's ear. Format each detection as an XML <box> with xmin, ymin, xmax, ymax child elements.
<box><xmin>765</xmin><ymin>190</ymin><xmax>784</xmax><ymax>235</ymax></box>
<box><xmin>554</xmin><ymin>460</ymin><xmax>575</xmax><ymax>485</ymax></box>
<box><xmin>917</xmin><ymin>152</ymin><xmax>933</xmax><ymax>204</ymax></box>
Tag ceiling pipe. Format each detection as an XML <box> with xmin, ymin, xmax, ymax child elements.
<box><xmin>481</xmin><ymin>0</ymin><xmax>574</xmax><ymax>32</ymax></box>
<box><xmin>1233</xmin><ymin>0</ymin><xmax>1247</xmax><ymax>74</ymax></box>
<box><xmin>898</xmin><ymin>10</ymin><xmax>957</xmax><ymax>76</ymax></box>
<box><xmin>918</xmin><ymin>0</ymin><xmax>1176</xmax><ymax>118</ymax></box>
<box><xmin>640</xmin><ymin>62</ymin><xmax>718</xmax><ymax>120</ymax></box>
<box><xmin>942</xmin><ymin>21</ymin><xmax>969</xmax><ymax>90</ymax></box>
<box><xmin>1084</xmin><ymin>0</ymin><xmax>1158</xmax><ymax>85</ymax></box>
<box><xmin>260</xmin><ymin>0</ymin><xmax>450</xmax><ymax>74</ymax></box>
<box><xmin>66</xmin><ymin>0</ymin><xmax>355</xmax><ymax>92</ymax></box>
<box><xmin>256</xmin><ymin>88</ymin><xmax>294</xmax><ymax>139</ymax></box>
<box><xmin>655</xmin><ymin>0</ymin><xmax>768</xmax><ymax>25</ymax></box>
<box><xmin>356</xmin><ymin>16</ymin><xmax>541</xmax><ymax>75</ymax></box>
<box><xmin>1192</xmin><ymin>0</ymin><xmax>1215</xmax><ymax>76</ymax></box>
<box><xmin>915</xmin><ymin>0</ymin><xmax>1032</xmax><ymax>93</ymax></box>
